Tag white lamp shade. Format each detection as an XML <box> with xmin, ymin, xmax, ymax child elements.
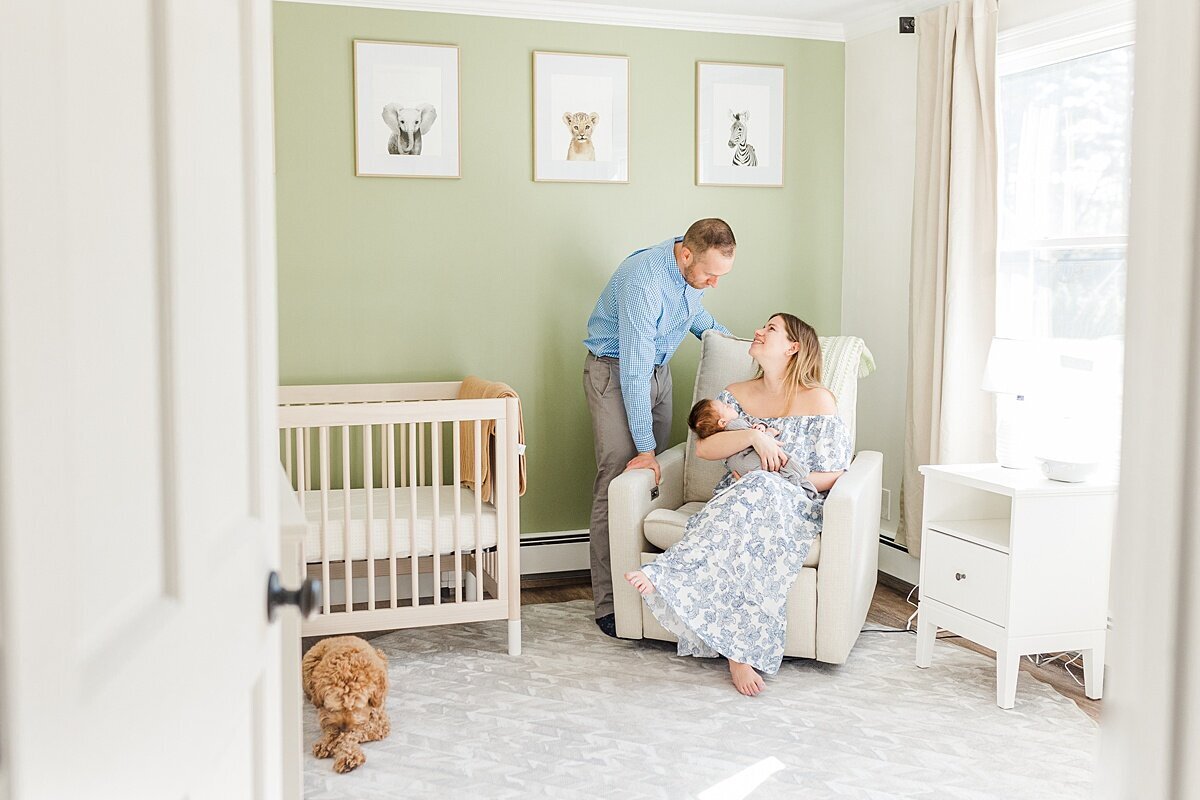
<box><xmin>982</xmin><ymin>337</ymin><xmax>1039</xmax><ymax>395</ymax></box>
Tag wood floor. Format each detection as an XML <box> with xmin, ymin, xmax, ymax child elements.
<box><xmin>521</xmin><ymin>571</ymin><xmax>1101</xmax><ymax>724</ymax></box>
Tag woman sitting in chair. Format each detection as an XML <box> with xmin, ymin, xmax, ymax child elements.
<box><xmin>625</xmin><ymin>313</ymin><xmax>852</xmax><ymax>696</ymax></box>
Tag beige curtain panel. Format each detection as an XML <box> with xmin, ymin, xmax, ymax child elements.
<box><xmin>898</xmin><ymin>0</ymin><xmax>999</xmax><ymax>554</ymax></box>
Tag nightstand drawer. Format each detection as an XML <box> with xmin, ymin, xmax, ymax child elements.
<box><xmin>923</xmin><ymin>530</ymin><xmax>1009</xmax><ymax>624</ymax></box>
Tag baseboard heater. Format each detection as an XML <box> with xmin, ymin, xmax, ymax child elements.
<box><xmin>516</xmin><ymin>532</ymin><xmax>913</xmax><ymax>577</ymax></box>
<box><xmin>519</xmin><ymin>530</ymin><xmax>590</xmax><ymax>575</ymax></box>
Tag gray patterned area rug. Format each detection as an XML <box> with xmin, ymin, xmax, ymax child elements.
<box><xmin>304</xmin><ymin>600</ymin><xmax>1097</xmax><ymax>799</ymax></box>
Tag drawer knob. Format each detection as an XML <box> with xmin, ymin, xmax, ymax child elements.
<box><xmin>955</xmin><ymin>572</ymin><xmax>967</xmax><ymax>581</ymax></box>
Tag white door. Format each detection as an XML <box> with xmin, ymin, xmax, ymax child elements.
<box><xmin>0</xmin><ymin>1</ymin><xmax>282</xmax><ymax>798</ymax></box>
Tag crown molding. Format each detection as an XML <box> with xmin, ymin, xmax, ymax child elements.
<box><xmin>278</xmin><ymin>0</ymin><xmax>846</xmax><ymax>42</ymax></box>
<box><xmin>842</xmin><ymin>1</ymin><xmax>944</xmax><ymax>41</ymax></box>
<box><xmin>843</xmin><ymin>0</ymin><xmax>1137</xmax><ymax>44</ymax></box>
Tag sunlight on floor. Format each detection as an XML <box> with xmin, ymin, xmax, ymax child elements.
<box><xmin>698</xmin><ymin>756</ymin><xmax>786</xmax><ymax>800</ymax></box>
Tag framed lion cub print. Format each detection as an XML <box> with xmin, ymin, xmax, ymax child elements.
<box><xmin>532</xmin><ymin>51</ymin><xmax>629</xmax><ymax>183</ymax></box>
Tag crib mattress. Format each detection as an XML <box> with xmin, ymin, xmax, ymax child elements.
<box><xmin>300</xmin><ymin>486</ymin><xmax>499</xmax><ymax>562</ymax></box>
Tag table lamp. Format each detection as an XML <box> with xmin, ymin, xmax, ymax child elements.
<box><xmin>981</xmin><ymin>337</ymin><xmax>1038</xmax><ymax>469</ymax></box>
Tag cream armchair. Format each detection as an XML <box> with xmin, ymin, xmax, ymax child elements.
<box><xmin>608</xmin><ymin>331</ymin><xmax>883</xmax><ymax>664</ymax></box>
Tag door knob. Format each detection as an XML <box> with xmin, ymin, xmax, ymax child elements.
<box><xmin>955</xmin><ymin>572</ymin><xmax>966</xmax><ymax>581</ymax></box>
<box><xmin>267</xmin><ymin>570</ymin><xmax>320</xmax><ymax>621</ymax></box>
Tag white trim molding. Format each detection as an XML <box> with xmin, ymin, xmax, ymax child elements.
<box><xmin>879</xmin><ymin>536</ymin><xmax>920</xmax><ymax>586</ymax></box>
<box><xmin>278</xmin><ymin>0</ymin><xmax>846</xmax><ymax>41</ymax></box>
<box><xmin>520</xmin><ymin>529</ymin><xmax>590</xmax><ymax>575</ymax></box>
<box><xmin>843</xmin><ymin>0</ymin><xmax>946</xmax><ymax>42</ymax></box>
<box><xmin>998</xmin><ymin>0</ymin><xmax>1135</xmax><ymax>75</ymax></box>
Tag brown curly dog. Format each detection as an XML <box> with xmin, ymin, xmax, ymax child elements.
<box><xmin>302</xmin><ymin>635</ymin><xmax>391</xmax><ymax>773</ymax></box>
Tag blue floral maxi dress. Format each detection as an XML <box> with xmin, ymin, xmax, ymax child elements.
<box><xmin>640</xmin><ymin>390</ymin><xmax>852</xmax><ymax>674</ymax></box>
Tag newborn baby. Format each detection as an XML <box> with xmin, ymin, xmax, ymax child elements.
<box><xmin>688</xmin><ymin>398</ymin><xmax>820</xmax><ymax>499</ymax></box>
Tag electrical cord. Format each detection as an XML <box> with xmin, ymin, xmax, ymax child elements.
<box><xmin>876</xmin><ymin>583</ymin><xmax>1085</xmax><ymax>687</ymax></box>
<box><xmin>860</xmin><ymin>627</ymin><xmax>961</xmax><ymax>640</ymax></box>
<box><xmin>1024</xmin><ymin>651</ymin><xmax>1085</xmax><ymax>687</ymax></box>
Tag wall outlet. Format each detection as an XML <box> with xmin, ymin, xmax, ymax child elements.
<box><xmin>880</xmin><ymin>488</ymin><xmax>892</xmax><ymax>521</ymax></box>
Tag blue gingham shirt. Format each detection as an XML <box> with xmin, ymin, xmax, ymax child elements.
<box><xmin>585</xmin><ymin>236</ymin><xmax>730</xmax><ymax>452</ymax></box>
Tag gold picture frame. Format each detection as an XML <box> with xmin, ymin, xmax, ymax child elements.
<box><xmin>695</xmin><ymin>61</ymin><xmax>785</xmax><ymax>187</ymax></box>
<box><xmin>353</xmin><ymin>40</ymin><xmax>460</xmax><ymax>179</ymax></box>
<box><xmin>532</xmin><ymin>51</ymin><xmax>629</xmax><ymax>183</ymax></box>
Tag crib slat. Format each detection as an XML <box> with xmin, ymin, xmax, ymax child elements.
<box><xmin>284</xmin><ymin>428</ymin><xmax>293</xmax><ymax>485</ymax></box>
<box><xmin>408</xmin><ymin>422</ymin><xmax>419</xmax><ymax>607</ymax></box>
<box><xmin>342</xmin><ymin>425</ymin><xmax>353</xmax><ymax>614</ymax></box>
<box><xmin>431</xmin><ymin>422</ymin><xmax>441</xmax><ymax>606</ymax></box>
<box><xmin>452</xmin><ymin>421</ymin><xmax>462</xmax><ymax>602</ymax></box>
<box><xmin>417</xmin><ymin>422</ymin><xmax>425</xmax><ymax>487</ymax></box>
<box><xmin>386</xmin><ymin>423</ymin><xmax>397</xmax><ymax>609</ymax></box>
<box><xmin>295</xmin><ymin>428</ymin><xmax>306</xmax><ymax>514</ymax></box>
<box><xmin>474</xmin><ymin>418</ymin><xmax>482</xmax><ymax>602</ymax></box>
<box><xmin>307</xmin><ymin>427</ymin><xmax>315</xmax><ymax>492</ymax></box>
<box><xmin>363</xmin><ymin>423</ymin><xmax>375</xmax><ymax>611</ymax></box>
<box><xmin>398</xmin><ymin>422</ymin><xmax>406</xmax><ymax>488</ymax></box>
<box><xmin>320</xmin><ymin>426</ymin><xmax>330</xmax><ymax>615</ymax></box>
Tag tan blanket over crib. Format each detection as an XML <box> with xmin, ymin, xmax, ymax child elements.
<box><xmin>457</xmin><ymin>376</ymin><xmax>527</xmax><ymax>503</ymax></box>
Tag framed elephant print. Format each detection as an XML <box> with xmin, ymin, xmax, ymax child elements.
<box><xmin>354</xmin><ymin>40</ymin><xmax>460</xmax><ymax>178</ymax></box>
<box><xmin>533</xmin><ymin>51</ymin><xmax>629</xmax><ymax>183</ymax></box>
<box><xmin>696</xmin><ymin>61</ymin><xmax>785</xmax><ymax>187</ymax></box>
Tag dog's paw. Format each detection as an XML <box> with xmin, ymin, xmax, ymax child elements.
<box><xmin>313</xmin><ymin>738</ymin><xmax>338</xmax><ymax>759</ymax></box>
<box><xmin>333</xmin><ymin>748</ymin><xmax>365</xmax><ymax>774</ymax></box>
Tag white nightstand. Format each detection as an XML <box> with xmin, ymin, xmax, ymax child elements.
<box><xmin>914</xmin><ymin>463</ymin><xmax>1117</xmax><ymax>709</ymax></box>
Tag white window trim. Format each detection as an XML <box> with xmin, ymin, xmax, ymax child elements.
<box><xmin>999</xmin><ymin>236</ymin><xmax>1127</xmax><ymax>251</ymax></box>
<box><xmin>998</xmin><ymin>0</ymin><xmax>1135</xmax><ymax>77</ymax></box>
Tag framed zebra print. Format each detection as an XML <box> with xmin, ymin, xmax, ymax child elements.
<box><xmin>696</xmin><ymin>62</ymin><xmax>785</xmax><ymax>187</ymax></box>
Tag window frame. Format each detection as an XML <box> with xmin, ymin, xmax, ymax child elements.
<box><xmin>993</xmin><ymin>3</ymin><xmax>1135</xmax><ymax>470</ymax></box>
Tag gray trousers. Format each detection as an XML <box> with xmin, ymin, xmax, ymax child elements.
<box><xmin>583</xmin><ymin>353</ymin><xmax>672</xmax><ymax>618</ymax></box>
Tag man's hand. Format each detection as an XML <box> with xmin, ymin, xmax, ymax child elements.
<box><xmin>624</xmin><ymin>451</ymin><xmax>661</xmax><ymax>485</ymax></box>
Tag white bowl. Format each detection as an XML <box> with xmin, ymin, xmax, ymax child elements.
<box><xmin>1037</xmin><ymin>457</ymin><xmax>1098</xmax><ymax>483</ymax></box>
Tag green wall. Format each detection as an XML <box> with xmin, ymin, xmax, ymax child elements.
<box><xmin>273</xmin><ymin>3</ymin><xmax>845</xmax><ymax>534</ymax></box>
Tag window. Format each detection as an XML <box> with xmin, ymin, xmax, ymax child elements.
<box><xmin>997</xmin><ymin>44</ymin><xmax>1132</xmax><ymax>472</ymax></box>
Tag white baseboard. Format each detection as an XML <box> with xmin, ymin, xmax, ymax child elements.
<box><xmin>520</xmin><ymin>530</ymin><xmax>590</xmax><ymax>576</ymax></box>
<box><xmin>878</xmin><ymin>535</ymin><xmax>920</xmax><ymax>586</ymax></box>
<box><xmin>520</xmin><ymin>528</ymin><xmax>921</xmax><ymax>585</ymax></box>
<box><xmin>519</xmin><ymin>529</ymin><xmax>921</xmax><ymax>584</ymax></box>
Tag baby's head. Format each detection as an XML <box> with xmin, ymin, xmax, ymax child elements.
<box><xmin>688</xmin><ymin>398</ymin><xmax>738</xmax><ymax>438</ymax></box>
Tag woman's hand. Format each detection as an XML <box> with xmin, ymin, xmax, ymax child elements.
<box><xmin>751</xmin><ymin>431</ymin><xmax>788</xmax><ymax>472</ymax></box>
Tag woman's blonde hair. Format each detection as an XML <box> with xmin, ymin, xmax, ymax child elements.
<box><xmin>757</xmin><ymin>313</ymin><xmax>823</xmax><ymax>403</ymax></box>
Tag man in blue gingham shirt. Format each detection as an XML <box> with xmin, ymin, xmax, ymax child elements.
<box><xmin>583</xmin><ymin>218</ymin><xmax>736</xmax><ymax>636</ymax></box>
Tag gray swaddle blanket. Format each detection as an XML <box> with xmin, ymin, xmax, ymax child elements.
<box><xmin>722</xmin><ymin>417</ymin><xmax>821</xmax><ymax>500</ymax></box>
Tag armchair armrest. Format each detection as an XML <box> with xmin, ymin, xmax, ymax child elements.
<box><xmin>815</xmin><ymin>450</ymin><xmax>883</xmax><ymax>664</ymax></box>
<box><xmin>608</xmin><ymin>442</ymin><xmax>686</xmax><ymax>639</ymax></box>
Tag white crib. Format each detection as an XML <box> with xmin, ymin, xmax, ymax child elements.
<box><xmin>278</xmin><ymin>381</ymin><xmax>521</xmax><ymax>655</ymax></box>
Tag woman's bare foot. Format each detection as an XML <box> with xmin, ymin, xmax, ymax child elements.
<box><xmin>625</xmin><ymin>570</ymin><xmax>656</xmax><ymax>596</ymax></box>
<box><xmin>729</xmin><ymin>660</ymin><xmax>765</xmax><ymax>696</ymax></box>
